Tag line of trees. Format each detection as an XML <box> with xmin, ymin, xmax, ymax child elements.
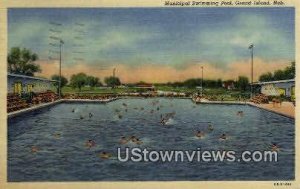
<box><xmin>259</xmin><ymin>62</ymin><xmax>295</xmax><ymax>82</ymax></box>
<box><xmin>70</xmin><ymin>73</ymin><xmax>103</xmax><ymax>91</ymax></box>
<box><xmin>69</xmin><ymin>73</ymin><xmax>123</xmax><ymax>91</ymax></box>
<box><xmin>160</xmin><ymin>76</ymin><xmax>249</xmax><ymax>91</ymax></box>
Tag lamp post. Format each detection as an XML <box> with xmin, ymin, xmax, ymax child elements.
<box><xmin>59</xmin><ymin>39</ymin><xmax>64</xmax><ymax>99</ymax></box>
<box><xmin>113</xmin><ymin>67</ymin><xmax>116</xmax><ymax>77</ymax></box>
<box><xmin>249</xmin><ymin>44</ymin><xmax>254</xmax><ymax>98</ymax></box>
<box><xmin>201</xmin><ymin>66</ymin><xmax>204</xmax><ymax>96</ymax></box>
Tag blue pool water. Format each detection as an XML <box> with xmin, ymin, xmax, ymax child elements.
<box><xmin>8</xmin><ymin>98</ymin><xmax>294</xmax><ymax>181</ymax></box>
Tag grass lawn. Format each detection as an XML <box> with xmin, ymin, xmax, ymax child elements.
<box><xmin>62</xmin><ymin>86</ymin><xmax>133</xmax><ymax>94</ymax></box>
<box><xmin>62</xmin><ymin>85</ymin><xmax>250</xmax><ymax>101</ymax></box>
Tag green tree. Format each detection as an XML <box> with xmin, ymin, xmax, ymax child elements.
<box><xmin>70</xmin><ymin>73</ymin><xmax>87</xmax><ymax>91</ymax></box>
<box><xmin>51</xmin><ymin>75</ymin><xmax>68</xmax><ymax>93</ymax></box>
<box><xmin>86</xmin><ymin>76</ymin><xmax>100</xmax><ymax>89</ymax></box>
<box><xmin>216</xmin><ymin>79</ymin><xmax>223</xmax><ymax>88</ymax></box>
<box><xmin>284</xmin><ymin>61</ymin><xmax>295</xmax><ymax>79</ymax></box>
<box><xmin>259</xmin><ymin>72</ymin><xmax>273</xmax><ymax>82</ymax></box>
<box><xmin>183</xmin><ymin>78</ymin><xmax>201</xmax><ymax>88</ymax></box>
<box><xmin>258</xmin><ymin>62</ymin><xmax>295</xmax><ymax>81</ymax></box>
<box><xmin>273</xmin><ymin>70</ymin><xmax>285</xmax><ymax>80</ymax></box>
<box><xmin>236</xmin><ymin>76</ymin><xmax>249</xmax><ymax>91</ymax></box>
<box><xmin>7</xmin><ymin>47</ymin><xmax>41</xmax><ymax>76</ymax></box>
<box><xmin>104</xmin><ymin>76</ymin><xmax>121</xmax><ymax>88</ymax></box>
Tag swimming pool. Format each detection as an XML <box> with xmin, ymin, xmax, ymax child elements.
<box><xmin>8</xmin><ymin>98</ymin><xmax>294</xmax><ymax>181</ymax></box>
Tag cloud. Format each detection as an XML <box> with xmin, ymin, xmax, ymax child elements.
<box><xmin>35</xmin><ymin>58</ymin><xmax>290</xmax><ymax>83</ymax></box>
<box><xmin>197</xmin><ymin>13</ymin><xmax>294</xmax><ymax>63</ymax></box>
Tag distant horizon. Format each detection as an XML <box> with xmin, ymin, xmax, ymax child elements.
<box><xmin>8</xmin><ymin>7</ymin><xmax>295</xmax><ymax>82</ymax></box>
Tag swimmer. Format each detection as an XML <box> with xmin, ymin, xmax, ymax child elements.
<box><xmin>122</xmin><ymin>103</ymin><xmax>127</xmax><ymax>107</ymax></box>
<box><xmin>236</xmin><ymin>111</ymin><xmax>244</xmax><ymax>116</ymax></box>
<box><xmin>53</xmin><ymin>133</ymin><xmax>61</xmax><ymax>139</ymax></box>
<box><xmin>160</xmin><ymin>118</ymin><xmax>167</xmax><ymax>125</ymax></box>
<box><xmin>196</xmin><ymin>131</ymin><xmax>205</xmax><ymax>138</ymax></box>
<box><xmin>208</xmin><ymin>124</ymin><xmax>214</xmax><ymax>131</ymax></box>
<box><xmin>31</xmin><ymin>146</ymin><xmax>39</xmax><ymax>153</ymax></box>
<box><xmin>130</xmin><ymin>136</ymin><xmax>138</xmax><ymax>143</ymax></box>
<box><xmin>135</xmin><ymin>138</ymin><xmax>143</xmax><ymax>145</ymax></box>
<box><xmin>72</xmin><ymin>109</ymin><xmax>75</xmax><ymax>113</ymax></box>
<box><xmin>99</xmin><ymin>152</ymin><xmax>112</xmax><ymax>159</ymax></box>
<box><xmin>157</xmin><ymin>107</ymin><xmax>160</xmax><ymax>111</ymax></box>
<box><xmin>80</xmin><ymin>115</ymin><xmax>84</xmax><ymax>119</ymax></box>
<box><xmin>219</xmin><ymin>133</ymin><xmax>227</xmax><ymax>140</ymax></box>
<box><xmin>89</xmin><ymin>112</ymin><xmax>93</xmax><ymax>118</ymax></box>
<box><xmin>118</xmin><ymin>114</ymin><xmax>123</xmax><ymax>119</ymax></box>
<box><xmin>271</xmin><ymin>143</ymin><xmax>279</xmax><ymax>152</ymax></box>
<box><xmin>86</xmin><ymin>140</ymin><xmax>96</xmax><ymax>148</ymax></box>
<box><xmin>119</xmin><ymin>136</ymin><xmax>128</xmax><ymax>144</ymax></box>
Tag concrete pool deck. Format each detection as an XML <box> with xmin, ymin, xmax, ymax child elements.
<box><xmin>7</xmin><ymin>97</ymin><xmax>295</xmax><ymax>119</ymax></box>
<box><xmin>195</xmin><ymin>100</ymin><xmax>295</xmax><ymax>119</ymax></box>
<box><xmin>247</xmin><ymin>101</ymin><xmax>295</xmax><ymax>119</ymax></box>
<box><xmin>8</xmin><ymin>100</ymin><xmax>64</xmax><ymax>118</ymax></box>
<box><xmin>7</xmin><ymin>98</ymin><xmax>119</xmax><ymax>118</ymax></box>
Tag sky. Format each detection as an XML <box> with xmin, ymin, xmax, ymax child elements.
<box><xmin>8</xmin><ymin>8</ymin><xmax>295</xmax><ymax>83</ymax></box>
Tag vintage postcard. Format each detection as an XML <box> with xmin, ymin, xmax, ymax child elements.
<box><xmin>0</xmin><ymin>0</ymin><xmax>299</xmax><ymax>188</ymax></box>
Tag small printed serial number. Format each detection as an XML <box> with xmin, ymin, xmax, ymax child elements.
<box><xmin>273</xmin><ymin>182</ymin><xmax>292</xmax><ymax>186</ymax></box>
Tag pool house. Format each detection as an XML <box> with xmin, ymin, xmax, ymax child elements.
<box><xmin>252</xmin><ymin>79</ymin><xmax>295</xmax><ymax>98</ymax></box>
<box><xmin>8</xmin><ymin>73</ymin><xmax>57</xmax><ymax>95</ymax></box>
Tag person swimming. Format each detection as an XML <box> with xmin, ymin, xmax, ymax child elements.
<box><xmin>31</xmin><ymin>146</ymin><xmax>39</xmax><ymax>153</ymax></box>
<box><xmin>53</xmin><ymin>133</ymin><xmax>61</xmax><ymax>139</ymax></box>
<box><xmin>157</xmin><ymin>107</ymin><xmax>160</xmax><ymax>111</ymax></box>
<box><xmin>160</xmin><ymin>118</ymin><xmax>168</xmax><ymax>125</ymax></box>
<box><xmin>122</xmin><ymin>103</ymin><xmax>127</xmax><ymax>107</ymax></box>
<box><xmin>208</xmin><ymin>124</ymin><xmax>214</xmax><ymax>131</ymax></box>
<box><xmin>130</xmin><ymin>136</ymin><xmax>138</xmax><ymax>143</ymax></box>
<box><xmin>196</xmin><ymin>131</ymin><xmax>205</xmax><ymax>138</ymax></box>
<box><xmin>271</xmin><ymin>143</ymin><xmax>279</xmax><ymax>152</ymax></box>
<box><xmin>119</xmin><ymin>136</ymin><xmax>128</xmax><ymax>144</ymax></box>
<box><xmin>118</xmin><ymin>114</ymin><xmax>123</xmax><ymax>119</ymax></box>
<box><xmin>99</xmin><ymin>151</ymin><xmax>112</xmax><ymax>159</ymax></box>
<box><xmin>236</xmin><ymin>111</ymin><xmax>244</xmax><ymax>116</ymax></box>
<box><xmin>72</xmin><ymin>108</ymin><xmax>75</xmax><ymax>113</ymax></box>
<box><xmin>135</xmin><ymin>138</ymin><xmax>143</xmax><ymax>145</ymax></box>
<box><xmin>89</xmin><ymin>112</ymin><xmax>93</xmax><ymax>118</ymax></box>
<box><xmin>86</xmin><ymin>140</ymin><xmax>96</xmax><ymax>148</ymax></box>
<box><xmin>219</xmin><ymin>133</ymin><xmax>227</xmax><ymax>140</ymax></box>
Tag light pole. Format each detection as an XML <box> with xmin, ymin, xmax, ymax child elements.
<box><xmin>113</xmin><ymin>67</ymin><xmax>116</xmax><ymax>77</ymax></box>
<box><xmin>59</xmin><ymin>39</ymin><xmax>64</xmax><ymax>99</ymax></box>
<box><xmin>201</xmin><ymin>66</ymin><xmax>204</xmax><ymax>96</ymax></box>
<box><xmin>249</xmin><ymin>44</ymin><xmax>254</xmax><ymax>98</ymax></box>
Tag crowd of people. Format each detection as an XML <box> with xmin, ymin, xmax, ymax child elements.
<box><xmin>250</xmin><ymin>94</ymin><xmax>269</xmax><ymax>104</ymax></box>
<box><xmin>7</xmin><ymin>91</ymin><xmax>58</xmax><ymax>113</ymax></box>
<box><xmin>7</xmin><ymin>93</ymin><xmax>29</xmax><ymax>112</ymax></box>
